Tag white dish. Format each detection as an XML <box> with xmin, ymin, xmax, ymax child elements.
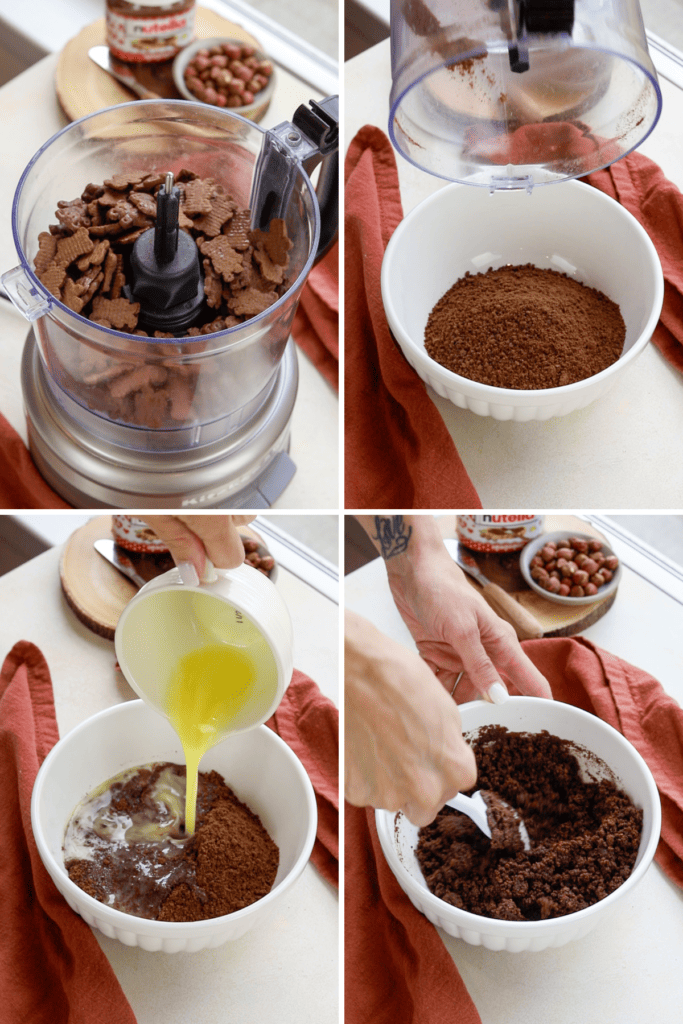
<box><xmin>32</xmin><ymin>700</ymin><xmax>316</xmax><ymax>952</ymax></box>
<box><xmin>381</xmin><ymin>179</ymin><xmax>663</xmax><ymax>421</ymax></box>
<box><xmin>519</xmin><ymin>529</ymin><xmax>622</xmax><ymax>606</ymax></box>
<box><xmin>375</xmin><ymin>697</ymin><xmax>660</xmax><ymax>952</ymax></box>
<box><xmin>173</xmin><ymin>36</ymin><xmax>275</xmax><ymax>122</ymax></box>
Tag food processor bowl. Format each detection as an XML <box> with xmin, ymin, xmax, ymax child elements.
<box><xmin>389</xmin><ymin>0</ymin><xmax>662</xmax><ymax>187</ymax></box>
<box><xmin>3</xmin><ymin>99</ymin><xmax>335</xmax><ymax>449</ymax></box>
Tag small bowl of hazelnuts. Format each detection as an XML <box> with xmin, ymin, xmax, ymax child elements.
<box><xmin>520</xmin><ymin>531</ymin><xmax>621</xmax><ymax>606</ymax></box>
<box><xmin>173</xmin><ymin>36</ymin><xmax>276</xmax><ymax>122</ymax></box>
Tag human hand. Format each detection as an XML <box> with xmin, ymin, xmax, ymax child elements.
<box><xmin>142</xmin><ymin>515</ymin><xmax>256</xmax><ymax>584</ymax></box>
<box><xmin>345</xmin><ymin>610</ymin><xmax>477</xmax><ymax>826</ymax></box>
<box><xmin>386</xmin><ymin>545</ymin><xmax>553</xmax><ymax>704</ymax></box>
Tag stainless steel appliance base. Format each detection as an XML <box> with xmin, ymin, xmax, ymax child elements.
<box><xmin>21</xmin><ymin>330</ymin><xmax>298</xmax><ymax>509</ymax></box>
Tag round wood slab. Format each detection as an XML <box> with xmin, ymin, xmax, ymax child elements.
<box><xmin>56</xmin><ymin>9</ymin><xmax>262</xmax><ymax>122</ymax></box>
<box><xmin>60</xmin><ymin>515</ymin><xmax>135</xmax><ymax>640</ymax></box>
<box><xmin>60</xmin><ymin>517</ymin><xmax>273</xmax><ymax>640</ymax></box>
<box><xmin>439</xmin><ymin>515</ymin><xmax>617</xmax><ymax>637</ymax></box>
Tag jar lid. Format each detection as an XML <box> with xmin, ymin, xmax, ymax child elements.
<box><xmin>389</xmin><ymin>1</ymin><xmax>662</xmax><ymax>188</ymax></box>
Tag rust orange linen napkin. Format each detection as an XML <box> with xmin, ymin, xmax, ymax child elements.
<box><xmin>267</xmin><ymin>668</ymin><xmax>339</xmax><ymax>887</ymax></box>
<box><xmin>0</xmin><ymin>412</ymin><xmax>71</xmax><ymax>509</ymax></box>
<box><xmin>1</xmin><ymin>644</ymin><xmax>339</xmax><ymax>1024</ymax></box>
<box><xmin>585</xmin><ymin>152</ymin><xmax>683</xmax><ymax>373</ymax></box>
<box><xmin>0</xmin><ymin>641</ymin><xmax>137</xmax><ymax>1024</ymax></box>
<box><xmin>518</xmin><ymin>636</ymin><xmax>683</xmax><ymax>886</ymax></box>
<box><xmin>345</xmin><ymin>636</ymin><xmax>683</xmax><ymax>1024</ymax></box>
<box><xmin>292</xmin><ymin>243</ymin><xmax>339</xmax><ymax>390</ymax></box>
<box><xmin>344</xmin><ymin>125</ymin><xmax>482</xmax><ymax>509</ymax></box>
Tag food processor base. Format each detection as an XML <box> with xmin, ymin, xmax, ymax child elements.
<box><xmin>21</xmin><ymin>330</ymin><xmax>298</xmax><ymax>509</ymax></box>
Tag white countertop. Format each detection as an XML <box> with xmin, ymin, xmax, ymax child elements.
<box><xmin>344</xmin><ymin>515</ymin><xmax>683</xmax><ymax>1023</ymax></box>
<box><xmin>1</xmin><ymin>518</ymin><xmax>339</xmax><ymax>1024</ymax></box>
<box><xmin>0</xmin><ymin>53</ymin><xmax>338</xmax><ymax>510</ymax></box>
<box><xmin>345</xmin><ymin>40</ymin><xmax>683</xmax><ymax>506</ymax></box>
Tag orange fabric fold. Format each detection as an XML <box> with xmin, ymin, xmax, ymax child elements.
<box><xmin>292</xmin><ymin>242</ymin><xmax>339</xmax><ymax>390</ymax></box>
<box><xmin>268</xmin><ymin>668</ymin><xmax>340</xmax><ymax>888</ymax></box>
<box><xmin>345</xmin><ymin>637</ymin><xmax>683</xmax><ymax>1024</ymax></box>
<box><xmin>0</xmin><ymin>412</ymin><xmax>71</xmax><ymax>509</ymax></box>
<box><xmin>518</xmin><ymin>636</ymin><xmax>683</xmax><ymax>886</ymax></box>
<box><xmin>585</xmin><ymin>152</ymin><xmax>683</xmax><ymax>373</ymax></box>
<box><xmin>345</xmin><ymin>803</ymin><xmax>482</xmax><ymax>1024</ymax></box>
<box><xmin>0</xmin><ymin>641</ymin><xmax>137</xmax><ymax>1024</ymax></box>
<box><xmin>344</xmin><ymin>125</ymin><xmax>482</xmax><ymax>509</ymax></box>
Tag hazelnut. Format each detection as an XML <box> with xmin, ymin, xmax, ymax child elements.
<box><xmin>582</xmin><ymin>558</ymin><xmax>599</xmax><ymax>575</ymax></box>
<box><xmin>588</xmin><ymin>540</ymin><xmax>603</xmax><ymax>553</ymax></box>
<box><xmin>572</xmin><ymin>570</ymin><xmax>589</xmax><ymax>586</ymax></box>
<box><xmin>570</xmin><ymin>585</ymin><xmax>585</xmax><ymax>597</ymax></box>
<box><xmin>556</xmin><ymin>548</ymin><xmax>573</xmax><ymax>561</ymax></box>
<box><xmin>584</xmin><ymin>583</ymin><xmax>598</xmax><ymax>596</ymax></box>
<box><xmin>604</xmin><ymin>555</ymin><xmax>619</xmax><ymax>571</ymax></box>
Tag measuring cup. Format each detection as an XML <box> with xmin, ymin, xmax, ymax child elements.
<box><xmin>114</xmin><ymin>561</ymin><xmax>293</xmax><ymax>832</ymax></box>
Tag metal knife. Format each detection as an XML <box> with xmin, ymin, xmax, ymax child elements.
<box><xmin>88</xmin><ymin>46</ymin><xmax>161</xmax><ymax>100</ymax></box>
<box><xmin>94</xmin><ymin>539</ymin><xmax>147</xmax><ymax>589</ymax></box>
<box><xmin>443</xmin><ymin>539</ymin><xmax>544</xmax><ymax>640</ymax></box>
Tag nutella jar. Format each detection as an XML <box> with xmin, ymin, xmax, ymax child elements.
<box><xmin>457</xmin><ymin>515</ymin><xmax>545</xmax><ymax>553</ymax></box>
<box><xmin>112</xmin><ymin>515</ymin><xmax>169</xmax><ymax>554</ymax></box>
<box><xmin>106</xmin><ymin>0</ymin><xmax>196</xmax><ymax>64</ymax></box>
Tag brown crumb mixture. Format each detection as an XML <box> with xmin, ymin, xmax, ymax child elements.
<box><xmin>416</xmin><ymin>727</ymin><xmax>642</xmax><ymax>921</ymax></box>
<box><xmin>34</xmin><ymin>168</ymin><xmax>292</xmax><ymax>337</ymax></box>
<box><xmin>424</xmin><ymin>264</ymin><xmax>626</xmax><ymax>389</ymax></box>
<box><xmin>65</xmin><ymin>762</ymin><xmax>279</xmax><ymax>922</ymax></box>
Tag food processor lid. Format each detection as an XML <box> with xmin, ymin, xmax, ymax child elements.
<box><xmin>389</xmin><ymin>0</ymin><xmax>662</xmax><ymax>188</ymax></box>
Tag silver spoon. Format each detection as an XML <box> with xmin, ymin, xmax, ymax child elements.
<box><xmin>445</xmin><ymin>790</ymin><xmax>531</xmax><ymax>851</ymax></box>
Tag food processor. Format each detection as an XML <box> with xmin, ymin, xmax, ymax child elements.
<box><xmin>2</xmin><ymin>96</ymin><xmax>338</xmax><ymax>508</ymax></box>
<box><xmin>390</xmin><ymin>0</ymin><xmax>661</xmax><ymax>187</ymax></box>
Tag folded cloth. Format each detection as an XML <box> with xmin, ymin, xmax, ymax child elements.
<box><xmin>0</xmin><ymin>641</ymin><xmax>137</xmax><ymax>1024</ymax></box>
<box><xmin>345</xmin><ymin>803</ymin><xmax>482</xmax><ymax>1024</ymax></box>
<box><xmin>344</xmin><ymin>125</ymin><xmax>482</xmax><ymax>509</ymax></box>
<box><xmin>292</xmin><ymin>242</ymin><xmax>339</xmax><ymax>390</ymax></box>
<box><xmin>345</xmin><ymin>637</ymin><xmax>683</xmax><ymax>1024</ymax></box>
<box><xmin>585</xmin><ymin>152</ymin><xmax>683</xmax><ymax>373</ymax></box>
<box><xmin>518</xmin><ymin>636</ymin><xmax>683</xmax><ymax>886</ymax></box>
<box><xmin>0</xmin><ymin>412</ymin><xmax>71</xmax><ymax>509</ymax></box>
<box><xmin>267</xmin><ymin>669</ymin><xmax>339</xmax><ymax>888</ymax></box>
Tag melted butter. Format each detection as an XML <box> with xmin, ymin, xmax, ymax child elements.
<box><xmin>163</xmin><ymin>642</ymin><xmax>275</xmax><ymax>834</ymax></box>
<box><xmin>64</xmin><ymin>765</ymin><xmax>187</xmax><ymax>863</ymax></box>
<box><xmin>119</xmin><ymin>589</ymin><xmax>279</xmax><ymax>837</ymax></box>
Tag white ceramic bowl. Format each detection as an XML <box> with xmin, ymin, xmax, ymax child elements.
<box><xmin>32</xmin><ymin>700</ymin><xmax>317</xmax><ymax>952</ymax></box>
<box><xmin>375</xmin><ymin>697</ymin><xmax>660</xmax><ymax>952</ymax></box>
<box><xmin>381</xmin><ymin>180</ymin><xmax>664</xmax><ymax>420</ymax></box>
<box><xmin>173</xmin><ymin>37</ymin><xmax>275</xmax><ymax>122</ymax></box>
<box><xmin>519</xmin><ymin>530</ymin><xmax>622</xmax><ymax>606</ymax></box>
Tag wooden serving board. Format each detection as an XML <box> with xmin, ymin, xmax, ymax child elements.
<box><xmin>438</xmin><ymin>515</ymin><xmax>617</xmax><ymax>638</ymax></box>
<box><xmin>60</xmin><ymin>516</ymin><xmax>273</xmax><ymax>640</ymax></box>
<box><xmin>60</xmin><ymin>515</ymin><xmax>135</xmax><ymax>640</ymax></box>
<box><xmin>55</xmin><ymin>8</ymin><xmax>262</xmax><ymax>122</ymax></box>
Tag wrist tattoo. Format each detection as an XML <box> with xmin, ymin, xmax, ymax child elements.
<box><xmin>372</xmin><ymin>516</ymin><xmax>412</xmax><ymax>560</ymax></box>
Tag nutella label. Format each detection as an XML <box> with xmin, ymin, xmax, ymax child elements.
<box><xmin>106</xmin><ymin>7</ymin><xmax>195</xmax><ymax>63</ymax></box>
<box><xmin>457</xmin><ymin>515</ymin><xmax>545</xmax><ymax>553</ymax></box>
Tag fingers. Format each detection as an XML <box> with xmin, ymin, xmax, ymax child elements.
<box><xmin>174</xmin><ymin>516</ymin><xmax>246</xmax><ymax>570</ymax></box>
<box><xmin>142</xmin><ymin>515</ymin><xmax>247</xmax><ymax>578</ymax></box>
